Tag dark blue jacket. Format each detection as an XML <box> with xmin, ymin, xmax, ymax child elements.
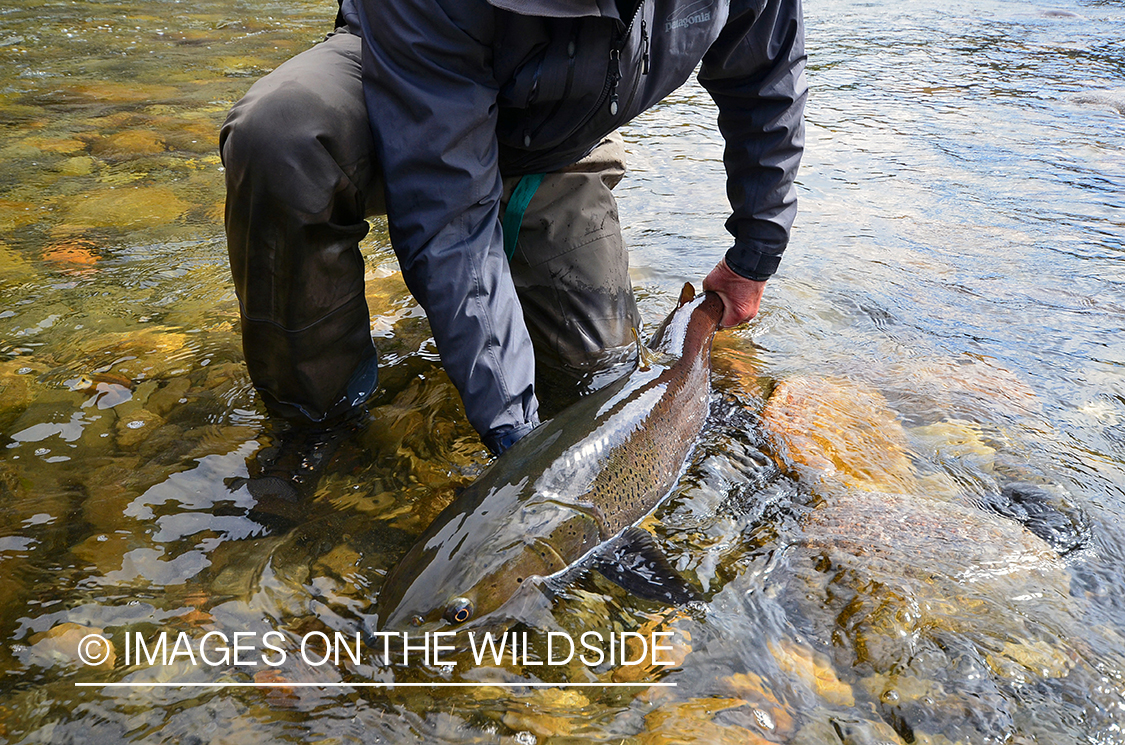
<box><xmin>341</xmin><ymin>0</ymin><xmax>805</xmax><ymax>451</ymax></box>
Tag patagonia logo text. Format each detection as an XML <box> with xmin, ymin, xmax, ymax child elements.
<box><xmin>665</xmin><ymin>1</ymin><xmax>713</xmax><ymax>32</ymax></box>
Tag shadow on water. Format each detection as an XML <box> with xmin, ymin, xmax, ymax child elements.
<box><xmin>2</xmin><ymin>0</ymin><xmax>1125</xmax><ymax>741</ymax></box>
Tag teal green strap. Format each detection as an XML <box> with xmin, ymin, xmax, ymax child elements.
<box><xmin>502</xmin><ymin>173</ymin><xmax>545</xmax><ymax>261</ymax></box>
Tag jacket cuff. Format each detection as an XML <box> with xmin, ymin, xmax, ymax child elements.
<box><xmin>724</xmin><ymin>244</ymin><xmax>783</xmax><ymax>282</ymax></box>
<box><xmin>483</xmin><ymin>417</ymin><xmax>540</xmax><ymax>456</ymax></box>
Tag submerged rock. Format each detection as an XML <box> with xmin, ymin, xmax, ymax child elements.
<box><xmin>63</xmin><ymin>185</ymin><xmax>190</xmax><ymax>231</ymax></box>
<box><xmin>979</xmin><ymin>482</ymin><xmax>1090</xmax><ymax>556</ymax></box>
<box><xmin>801</xmin><ymin>489</ymin><xmax>1062</xmax><ymax>585</ymax></box>
<box><xmin>757</xmin><ymin>373</ymin><xmax>1087</xmax><ymax>743</ymax></box>
<box><xmin>761</xmin><ymin>376</ymin><xmax>916</xmax><ymax>493</ymax></box>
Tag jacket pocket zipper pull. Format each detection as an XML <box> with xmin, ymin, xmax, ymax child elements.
<box><xmin>608</xmin><ymin>47</ymin><xmax>621</xmax><ymax>115</ymax></box>
<box><xmin>641</xmin><ymin>20</ymin><xmax>650</xmax><ymax>75</ymax></box>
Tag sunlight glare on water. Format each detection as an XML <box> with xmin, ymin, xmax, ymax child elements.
<box><xmin>1</xmin><ymin>0</ymin><xmax>1124</xmax><ymax>741</ymax></box>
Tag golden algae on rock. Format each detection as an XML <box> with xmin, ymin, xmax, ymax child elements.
<box><xmin>887</xmin><ymin>357</ymin><xmax>1041</xmax><ymax>419</ymax></box>
<box><xmin>908</xmin><ymin>419</ymin><xmax>1000</xmax><ymax>483</ymax></box>
<box><xmin>312</xmin><ymin>545</ymin><xmax>363</xmax><ymax>595</ymax></box>
<box><xmin>70</xmin><ymin>531</ymin><xmax>143</xmax><ymax>575</ymax></box>
<box><xmin>90</xmin><ymin>130</ymin><xmax>167</xmax><ymax>159</ymax></box>
<box><xmin>145</xmin><ymin>376</ymin><xmax>192</xmax><ymax>417</ymax></box>
<box><xmin>75</xmin><ymin>328</ymin><xmax>193</xmax><ymax>379</ymax></box>
<box><xmin>501</xmin><ymin>688</ymin><xmax>592</xmax><ymax>738</ymax></box>
<box><xmin>211</xmin><ymin>55</ymin><xmax>275</xmax><ymax>78</ymax></box>
<box><xmin>0</xmin><ymin>200</ymin><xmax>44</xmax><ymax>231</ymax></box>
<box><xmin>984</xmin><ymin>639</ymin><xmax>1076</xmax><ymax>683</ymax></box>
<box><xmin>114</xmin><ymin>409</ymin><xmax>166</xmax><ymax>449</ymax></box>
<box><xmin>57</xmin><ymin>81</ymin><xmax>179</xmax><ymax>105</ymax></box>
<box><xmin>56</xmin><ymin>155</ymin><xmax>97</xmax><ymax>177</ymax></box>
<box><xmin>21</xmin><ymin>136</ymin><xmax>87</xmax><ymax>155</ymax></box>
<box><xmin>638</xmin><ymin>698</ymin><xmax>778</xmax><ymax>745</ymax></box>
<box><xmin>791</xmin><ymin>716</ymin><xmax>903</xmax><ymax>745</ymax></box>
<box><xmin>0</xmin><ymin>359</ymin><xmax>46</xmax><ymax>413</ymax></box>
<box><xmin>609</xmin><ymin>613</ymin><xmax>692</xmax><ymax>685</ymax></box>
<box><xmin>800</xmin><ymin>490</ymin><xmax>1061</xmax><ymax>583</ymax></box>
<box><xmin>0</xmin><ymin>242</ymin><xmax>35</xmax><ymax>281</ymax></box>
<box><xmin>155</xmin><ymin>115</ymin><xmax>219</xmax><ymax>155</ymax></box>
<box><xmin>767</xmin><ymin>639</ymin><xmax>855</xmax><ymax>707</ymax></box>
<box><xmin>717</xmin><ymin>671</ymin><xmax>796</xmax><ymax>739</ymax></box>
<box><xmin>761</xmin><ymin>376</ymin><xmax>916</xmax><ymax>493</ymax></box>
<box><xmin>64</xmin><ymin>186</ymin><xmax>190</xmax><ymax>230</ymax></box>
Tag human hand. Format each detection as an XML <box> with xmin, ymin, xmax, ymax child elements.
<box><xmin>702</xmin><ymin>259</ymin><xmax>767</xmax><ymax>328</ymax></box>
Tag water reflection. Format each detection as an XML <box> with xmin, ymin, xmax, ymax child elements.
<box><xmin>2</xmin><ymin>0</ymin><xmax>1125</xmax><ymax>741</ymax></box>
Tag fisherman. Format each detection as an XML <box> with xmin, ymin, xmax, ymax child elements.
<box><xmin>220</xmin><ymin>0</ymin><xmax>805</xmax><ymax>458</ymax></box>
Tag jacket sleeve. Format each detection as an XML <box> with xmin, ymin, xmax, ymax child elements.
<box><xmin>354</xmin><ymin>0</ymin><xmax>538</xmax><ymax>451</ymax></box>
<box><xmin>698</xmin><ymin>0</ymin><xmax>807</xmax><ymax>280</ymax></box>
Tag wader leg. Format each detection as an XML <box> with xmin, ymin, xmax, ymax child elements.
<box><xmin>503</xmin><ymin>133</ymin><xmax>640</xmax><ymax>413</ymax></box>
<box><xmin>220</xmin><ymin>29</ymin><xmax>383</xmax><ymax>424</ymax></box>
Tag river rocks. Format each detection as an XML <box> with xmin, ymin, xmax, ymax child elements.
<box><xmin>114</xmin><ymin>408</ymin><xmax>166</xmax><ymax>449</ymax></box>
<box><xmin>0</xmin><ymin>199</ymin><xmax>43</xmax><ymax>231</ymax></box>
<box><xmin>0</xmin><ymin>359</ymin><xmax>46</xmax><ymax>416</ymax></box>
<box><xmin>20</xmin><ymin>136</ymin><xmax>86</xmax><ymax>155</ymax></box>
<box><xmin>800</xmin><ymin>489</ymin><xmax>1062</xmax><ymax>583</ymax></box>
<box><xmin>979</xmin><ymin>482</ymin><xmax>1090</xmax><ymax>556</ymax></box>
<box><xmin>767</xmin><ymin>639</ymin><xmax>855</xmax><ymax>707</ymax></box>
<box><xmin>26</xmin><ymin>623</ymin><xmax>115</xmax><ymax>670</ymax></box>
<box><xmin>56</xmin><ymin>155</ymin><xmax>97</xmax><ymax>177</ymax></box>
<box><xmin>57</xmin><ymin>81</ymin><xmax>179</xmax><ymax>105</ymax></box>
<box><xmin>145</xmin><ymin>376</ymin><xmax>191</xmax><ymax>417</ymax></box>
<box><xmin>63</xmin><ymin>185</ymin><xmax>190</xmax><ymax>231</ymax></box>
<box><xmin>757</xmin><ymin>372</ymin><xmax>1086</xmax><ymax>743</ymax></box>
<box><xmin>761</xmin><ymin>376</ymin><xmax>917</xmax><ymax>493</ymax></box>
<box><xmin>638</xmin><ymin>697</ymin><xmax>779</xmax><ymax>744</ymax></box>
<box><xmin>41</xmin><ymin>238</ymin><xmax>101</xmax><ymax>272</ymax></box>
<box><xmin>883</xmin><ymin>358</ymin><xmax>1041</xmax><ymax>421</ymax></box>
<box><xmin>89</xmin><ymin>130</ymin><xmax>167</xmax><ymax>160</ymax></box>
<box><xmin>501</xmin><ymin>688</ymin><xmax>590</xmax><ymax>738</ymax></box>
<box><xmin>75</xmin><ymin>328</ymin><xmax>193</xmax><ymax>379</ymax></box>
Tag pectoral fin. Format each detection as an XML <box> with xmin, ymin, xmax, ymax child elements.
<box><xmin>593</xmin><ymin>527</ymin><xmax>701</xmax><ymax>605</ymax></box>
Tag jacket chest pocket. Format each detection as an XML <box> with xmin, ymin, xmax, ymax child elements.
<box><xmin>498</xmin><ymin>24</ymin><xmax>579</xmax><ymax>112</ymax></box>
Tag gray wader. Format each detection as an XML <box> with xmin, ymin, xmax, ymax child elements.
<box><xmin>221</xmin><ymin>29</ymin><xmax>638</xmax><ymax>429</ymax></box>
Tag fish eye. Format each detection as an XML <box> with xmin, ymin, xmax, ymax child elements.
<box><xmin>409</xmin><ymin>614</ymin><xmax>424</xmax><ymax>627</ymax></box>
<box><xmin>443</xmin><ymin>597</ymin><xmax>474</xmax><ymax>625</ymax></box>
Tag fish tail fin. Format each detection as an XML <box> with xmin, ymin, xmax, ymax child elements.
<box><xmin>678</xmin><ymin>282</ymin><xmax>696</xmax><ymax>307</ymax></box>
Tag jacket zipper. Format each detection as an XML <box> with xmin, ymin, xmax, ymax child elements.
<box><xmin>606</xmin><ymin>1</ymin><xmax>647</xmax><ymax>116</ymax></box>
<box><xmin>621</xmin><ymin>17</ymin><xmax>649</xmax><ymax>116</ymax></box>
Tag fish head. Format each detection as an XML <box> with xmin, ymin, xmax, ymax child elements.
<box><xmin>372</xmin><ymin>479</ymin><xmax>565</xmax><ymax>639</ymax></box>
<box><xmin>373</xmin><ymin>545</ymin><xmax>538</xmax><ymax>637</ymax></box>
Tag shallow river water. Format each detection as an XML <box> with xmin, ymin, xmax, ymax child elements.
<box><xmin>1</xmin><ymin>0</ymin><xmax>1124</xmax><ymax>742</ymax></box>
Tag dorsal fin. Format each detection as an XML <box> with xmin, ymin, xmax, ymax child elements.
<box><xmin>678</xmin><ymin>283</ymin><xmax>696</xmax><ymax>307</ymax></box>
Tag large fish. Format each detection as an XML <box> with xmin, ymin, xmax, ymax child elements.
<box><xmin>373</xmin><ymin>284</ymin><xmax>724</xmax><ymax>634</ymax></box>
